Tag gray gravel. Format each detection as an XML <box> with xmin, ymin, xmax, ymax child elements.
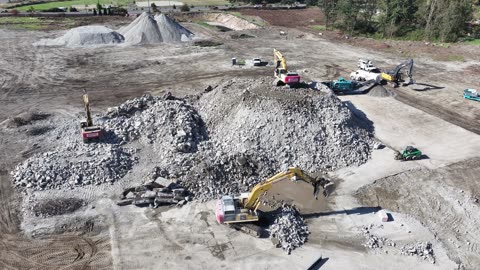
<box><xmin>269</xmin><ymin>205</ymin><xmax>309</xmax><ymax>254</ymax></box>
<box><xmin>10</xmin><ymin>78</ymin><xmax>374</xmax><ymax>202</ymax></box>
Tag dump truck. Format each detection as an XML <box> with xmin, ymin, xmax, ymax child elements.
<box><xmin>215</xmin><ymin>167</ymin><xmax>334</xmax><ymax>237</ymax></box>
<box><xmin>394</xmin><ymin>146</ymin><xmax>422</xmax><ymax>161</ymax></box>
<box><xmin>80</xmin><ymin>90</ymin><xmax>102</xmax><ymax>143</ymax></box>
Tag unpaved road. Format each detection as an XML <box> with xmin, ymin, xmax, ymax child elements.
<box><xmin>1</xmin><ymin>14</ymin><xmax>480</xmax><ymax>270</ymax></box>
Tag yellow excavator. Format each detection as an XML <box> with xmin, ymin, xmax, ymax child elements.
<box><xmin>381</xmin><ymin>59</ymin><xmax>415</xmax><ymax>87</ymax></box>
<box><xmin>273</xmin><ymin>48</ymin><xmax>301</xmax><ymax>86</ymax></box>
<box><xmin>215</xmin><ymin>167</ymin><xmax>334</xmax><ymax>236</ymax></box>
<box><xmin>80</xmin><ymin>89</ymin><xmax>102</xmax><ymax>143</ymax></box>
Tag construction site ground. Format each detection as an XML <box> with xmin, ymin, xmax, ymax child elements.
<box><xmin>1</xmin><ymin>11</ymin><xmax>480</xmax><ymax>269</ymax></box>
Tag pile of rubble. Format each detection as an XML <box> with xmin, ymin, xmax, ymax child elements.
<box><xmin>361</xmin><ymin>224</ymin><xmax>436</xmax><ymax>264</ymax></box>
<box><xmin>269</xmin><ymin>205</ymin><xmax>309</xmax><ymax>254</ymax></box>
<box><xmin>11</xmin><ymin>78</ymin><xmax>373</xmax><ymax>200</ymax></box>
<box><xmin>400</xmin><ymin>242</ymin><xmax>435</xmax><ymax>264</ymax></box>
<box><xmin>10</xmin><ymin>144</ymin><xmax>137</xmax><ymax>190</ymax></box>
<box><xmin>117</xmin><ymin>180</ymin><xmax>189</xmax><ymax>208</ymax></box>
<box><xmin>103</xmin><ymin>93</ymin><xmax>207</xmax><ymax>151</ymax></box>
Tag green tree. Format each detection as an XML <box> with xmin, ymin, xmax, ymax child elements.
<box><xmin>378</xmin><ymin>0</ymin><xmax>417</xmax><ymax>38</ymax></box>
<box><xmin>180</xmin><ymin>3</ymin><xmax>190</xmax><ymax>11</ymax></box>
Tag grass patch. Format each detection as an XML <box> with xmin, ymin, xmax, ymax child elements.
<box><xmin>433</xmin><ymin>54</ymin><xmax>465</xmax><ymax>62</ymax></box>
<box><xmin>465</xmin><ymin>39</ymin><xmax>480</xmax><ymax>45</ymax></box>
<box><xmin>0</xmin><ymin>17</ymin><xmax>74</xmax><ymax>30</ymax></box>
<box><xmin>15</xmin><ymin>0</ymin><xmax>133</xmax><ymax>11</ymax></box>
<box><xmin>311</xmin><ymin>25</ymin><xmax>326</xmax><ymax>31</ymax></box>
<box><xmin>197</xmin><ymin>21</ymin><xmax>215</xmax><ymax>29</ymax></box>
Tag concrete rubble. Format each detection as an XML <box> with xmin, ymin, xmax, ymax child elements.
<box><xmin>10</xmin><ymin>78</ymin><xmax>373</xmax><ymax>202</ymax></box>
<box><xmin>117</xmin><ymin>180</ymin><xmax>189</xmax><ymax>208</ymax></box>
<box><xmin>10</xmin><ymin>144</ymin><xmax>137</xmax><ymax>190</ymax></box>
<box><xmin>269</xmin><ymin>205</ymin><xmax>309</xmax><ymax>254</ymax></box>
<box><xmin>361</xmin><ymin>224</ymin><xmax>436</xmax><ymax>264</ymax></box>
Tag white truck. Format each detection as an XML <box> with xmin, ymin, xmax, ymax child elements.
<box><xmin>350</xmin><ymin>69</ymin><xmax>381</xmax><ymax>82</ymax></box>
<box><xmin>358</xmin><ymin>59</ymin><xmax>380</xmax><ymax>72</ymax></box>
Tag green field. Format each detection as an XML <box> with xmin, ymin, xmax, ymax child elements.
<box><xmin>16</xmin><ymin>0</ymin><xmax>132</xmax><ymax>11</ymax></box>
<box><xmin>0</xmin><ymin>16</ymin><xmax>74</xmax><ymax>30</ymax></box>
<box><xmin>15</xmin><ymin>0</ymin><xmax>228</xmax><ymax>11</ymax></box>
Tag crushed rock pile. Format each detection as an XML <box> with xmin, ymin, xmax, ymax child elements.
<box><xmin>103</xmin><ymin>93</ymin><xmax>207</xmax><ymax>150</ymax></box>
<box><xmin>119</xmin><ymin>12</ymin><xmax>163</xmax><ymax>44</ymax></box>
<box><xmin>269</xmin><ymin>205</ymin><xmax>309</xmax><ymax>254</ymax></box>
<box><xmin>34</xmin><ymin>25</ymin><xmax>124</xmax><ymax>48</ymax></box>
<box><xmin>11</xmin><ymin>78</ymin><xmax>373</xmax><ymax>200</ymax></box>
<box><xmin>34</xmin><ymin>12</ymin><xmax>193</xmax><ymax>47</ymax></box>
<box><xmin>197</xmin><ymin>78</ymin><xmax>373</xmax><ymax>171</ymax></box>
<box><xmin>155</xmin><ymin>14</ymin><xmax>194</xmax><ymax>42</ymax></box>
<box><xmin>361</xmin><ymin>224</ymin><xmax>436</xmax><ymax>264</ymax></box>
<box><xmin>10</xmin><ymin>144</ymin><xmax>137</xmax><ymax>190</ymax></box>
<box><xmin>367</xmin><ymin>85</ymin><xmax>393</xmax><ymax>97</ymax></box>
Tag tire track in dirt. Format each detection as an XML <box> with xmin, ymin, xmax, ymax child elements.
<box><xmin>393</xmin><ymin>89</ymin><xmax>480</xmax><ymax>135</ymax></box>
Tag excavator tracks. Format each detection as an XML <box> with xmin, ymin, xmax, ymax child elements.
<box><xmin>228</xmin><ymin>223</ymin><xmax>264</xmax><ymax>238</ymax></box>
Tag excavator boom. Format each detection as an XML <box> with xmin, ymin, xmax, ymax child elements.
<box><xmin>215</xmin><ymin>167</ymin><xmax>334</xmax><ymax>227</ymax></box>
<box><xmin>80</xmin><ymin>89</ymin><xmax>102</xmax><ymax>143</ymax></box>
<box><xmin>82</xmin><ymin>89</ymin><xmax>93</xmax><ymax>127</ymax></box>
<box><xmin>381</xmin><ymin>59</ymin><xmax>414</xmax><ymax>86</ymax></box>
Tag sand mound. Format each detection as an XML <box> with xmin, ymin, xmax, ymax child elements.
<box><xmin>34</xmin><ymin>26</ymin><xmax>124</xmax><ymax>47</ymax></box>
<box><xmin>154</xmin><ymin>14</ymin><xmax>193</xmax><ymax>43</ymax></box>
<box><xmin>203</xmin><ymin>13</ymin><xmax>258</xmax><ymax>31</ymax></box>
<box><xmin>119</xmin><ymin>12</ymin><xmax>163</xmax><ymax>44</ymax></box>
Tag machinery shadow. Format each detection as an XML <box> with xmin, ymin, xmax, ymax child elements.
<box><xmin>308</xmin><ymin>257</ymin><xmax>329</xmax><ymax>270</ymax></box>
<box><xmin>342</xmin><ymin>101</ymin><xmax>375</xmax><ymax>134</ymax></box>
<box><xmin>420</xmin><ymin>154</ymin><xmax>430</xmax><ymax>160</ymax></box>
<box><xmin>410</xmin><ymin>82</ymin><xmax>445</xmax><ymax>91</ymax></box>
<box><xmin>302</xmin><ymin>206</ymin><xmax>381</xmax><ymax>219</ymax></box>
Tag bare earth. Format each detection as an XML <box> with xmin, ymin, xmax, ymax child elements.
<box><xmin>1</xmin><ymin>12</ymin><xmax>480</xmax><ymax>270</ymax></box>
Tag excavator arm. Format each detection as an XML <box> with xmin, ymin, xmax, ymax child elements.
<box><xmin>382</xmin><ymin>59</ymin><xmax>414</xmax><ymax>84</ymax></box>
<box><xmin>82</xmin><ymin>89</ymin><xmax>93</xmax><ymax>127</ymax></box>
<box><xmin>273</xmin><ymin>48</ymin><xmax>287</xmax><ymax>71</ymax></box>
<box><xmin>242</xmin><ymin>167</ymin><xmax>334</xmax><ymax>210</ymax></box>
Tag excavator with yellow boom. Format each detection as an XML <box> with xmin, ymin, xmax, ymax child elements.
<box><xmin>215</xmin><ymin>167</ymin><xmax>334</xmax><ymax>237</ymax></box>
<box><xmin>273</xmin><ymin>48</ymin><xmax>300</xmax><ymax>86</ymax></box>
<box><xmin>80</xmin><ymin>89</ymin><xmax>102</xmax><ymax>143</ymax></box>
<box><xmin>380</xmin><ymin>59</ymin><xmax>415</xmax><ymax>87</ymax></box>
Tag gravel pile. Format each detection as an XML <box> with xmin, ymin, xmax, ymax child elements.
<box><xmin>367</xmin><ymin>85</ymin><xmax>393</xmax><ymax>97</ymax></box>
<box><xmin>400</xmin><ymin>242</ymin><xmax>435</xmax><ymax>264</ymax></box>
<box><xmin>10</xmin><ymin>144</ymin><xmax>137</xmax><ymax>190</ymax></box>
<box><xmin>155</xmin><ymin>14</ymin><xmax>193</xmax><ymax>43</ymax></box>
<box><xmin>119</xmin><ymin>12</ymin><xmax>163</xmax><ymax>44</ymax></box>
<box><xmin>103</xmin><ymin>93</ymin><xmax>207</xmax><ymax>151</ymax></box>
<box><xmin>269</xmin><ymin>205</ymin><xmax>309</xmax><ymax>254</ymax></box>
<box><xmin>34</xmin><ymin>26</ymin><xmax>124</xmax><ymax>47</ymax></box>
<box><xmin>11</xmin><ymin>78</ymin><xmax>373</xmax><ymax>199</ymax></box>
<box><xmin>196</xmin><ymin>78</ymin><xmax>373</xmax><ymax>171</ymax></box>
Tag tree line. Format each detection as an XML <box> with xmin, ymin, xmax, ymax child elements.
<box><xmin>315</xmin><ymin>0</ymin><xmax>477</xmax><ymax>42</ymax></box>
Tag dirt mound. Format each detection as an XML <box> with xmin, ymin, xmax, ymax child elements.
<box><xmin>203</xmin><ymin>13</ymin><xmax>258</xmax><ymax>31</ymax></box>
<box><xmin>119</xmin><ymin>12</ymin><xmax>163</xmax><ymax>44</ymax></box>
<box><xmin>34</xmin><ymin>26</ymin><xmax>124</xmax><ymax>47</ymax></box>
<box><xmin>155</xmin><ymin>14</ymin><xmax>193</xmax><ymax>43</ymax></box>
<box><xmin>367</xmin><ymin>85</ymin><xmax>393</xmax><ymax>97</ymax></box>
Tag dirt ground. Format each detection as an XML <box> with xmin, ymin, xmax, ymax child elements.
<box><xmin>1</xmin><ymin>12</ymin><xmax>480</xmax><ymax>270</ymax></box>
